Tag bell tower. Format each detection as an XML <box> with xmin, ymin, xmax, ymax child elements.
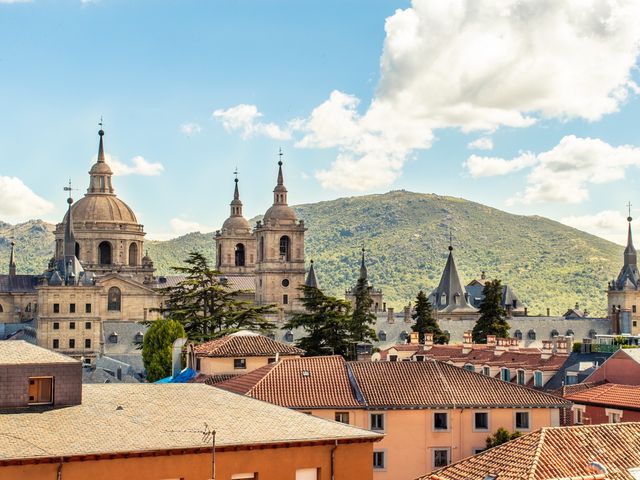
<box><xmin>254</xmin><ymin>153</ymin><xmax>306</xmax><ymax>311</ymax></box>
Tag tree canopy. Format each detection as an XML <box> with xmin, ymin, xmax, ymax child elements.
<box><xmin>472</xmin><ymin>278</ymin><xmax>510</xmax><ymax>343</ymax></box>
<box><xmin>349</xmin><ymin>277</ymin><xmax>378</xmax><ymax>346</ymax></box>
<box><xmin>486</xmin><ymin>427</ymin><xmax>522</xmax><ymax>448</ymax></box>
<box><xmin>411</xmin><ymin>290</ymin><xmax>448</xmax><ymax>344</ymax></box>
<box><xmin>156</xmin><ymin>251</ymin><xmax>275</xmax><ymax>342</ymax></box>
<box><xmin>142</xmin><ymin>318</ymin><xmax>186</xmax><ymax>382</ymax></box>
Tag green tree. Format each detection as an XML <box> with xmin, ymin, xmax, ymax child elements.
<box><xmin>349</xmin><ymin>277</ymin><xmax>378</xmax><ymax>348</ymax></box>
<box><xmin>142</xmin><ymin>318</ymin><xmax>186</xmax><ymax>382</ymax></box>
<box><xmin>411</xmin><ymin>290</ymin><xmax>448</xmax><ymax>344</ymax></box>
<box><xmin>472</xmin><ymin>279</ymin><xmax>510</xmax><ymax>343</ymax></box>
<box><xmin>485</xmin><ymin>427</ymin><xmax>522</xmax><ymax>448</ymax></box>
<box><xmin>284</xmin><ymin>285</ymin><xmax>352</xmax><ymax>357</ymax></box>
<box><xmin>157</xmin><ymin>251</ymin><xmax>275</xmax><ymax>341</ymax></box>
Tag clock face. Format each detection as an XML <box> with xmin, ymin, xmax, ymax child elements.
<box><xmin>282</xmin><ymin>279</ymin><xmax>290</xmax><ymax>287</ymax></box>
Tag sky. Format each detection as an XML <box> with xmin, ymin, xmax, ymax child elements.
<box><xmin>1</xmin><ymin>0</ymin><xmax>639</xmax><ymax>244</ymax></box>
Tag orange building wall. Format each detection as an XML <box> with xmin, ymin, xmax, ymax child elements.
<box><xmin>584</xmin><ymin>351</ymin><xmax>640</xmax><ymax>385</ymax></box>
<box><xmin>0</xmin><ymin>442</ymin><xmax>373</xmax><ymax>480</ymax></box>
<box><xmin>306</xmin><ymin>407</ymin><xmax>559</xmax><ymax>480</ymax></box>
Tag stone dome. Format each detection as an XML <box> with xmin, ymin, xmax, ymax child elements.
<box><xmin>263</xmin><ymin>204</ymin><xmax>297</xmax><ymax>223</ymax></box>
<box><xmin>222</xmin><ymin>215</ymin><xmax>251</xmax><ymax>232</ymax></box>
<box><xmin>66</xmin><ymin>194</ymin><xmax>138</xmax><ymax>224</ymax></box>
<box><xmin>89</xmin><ymin>161</ymin><xmax>113</xmax><ymax>175</ymax></box>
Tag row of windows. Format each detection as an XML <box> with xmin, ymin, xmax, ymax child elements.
<box><xmin>52</xmin><ymin>338</ymin><xmax>92</xmax><ymax>349</ymax></box>
<box><xmin>257</xmin><ymin>235</ymin><xmax>293</xmax><ymax>262</ymax></box>
<box><xmin>50</xmin><ymin>287</ymin><xmax>122</xmax><ymax>314</ymax></box>
<box><xmin>52</xmin><ymin>303</ymin><xmax>92</xmax><ymax>314</ymax></box>
<box><xmin>94</xmin><ymin>241</ymin><xmax>139</xmax><ymax>266</ymax></box>
<box><xmin>53</xmin><ymin>321</ymin><xmax>92</xmax><ymax>330</ymax></box>
<box><xmin>513</xmin><ymin>328</ymin><xmax>599</xmax><ymax>340</ymax></box>
<box><xmin>496</xmin><ymin>367</ymin><xmax>543</xmax><ymax>387</ymax></box>
<box><xmin>373</xmin><ymin>448</ymin><xmax>452</xmax><ymax>470</ymax></box>
<box><xmin>368</xmin><ymin>411</ymin><xmax>530</xmax><ymax>434</ymax></box>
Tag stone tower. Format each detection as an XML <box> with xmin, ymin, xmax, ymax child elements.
<box><xmin>215</xmin><ymin>175</ymin><xmax>256</xmax><ymax>275</ymax></box>
<box><xmin>254</xmin><ymin>157</ymin><xmax>306</xmax><ymax>311</ymax></box>
<box><xmin>609</xmin><ymin>214</ymin><xmax>640</xmax><ymax>334</ymax></box>
<box><xmin>53</xmin><ymin>127</ymin><xmax>154</xmax><ymax>282</ymax></box>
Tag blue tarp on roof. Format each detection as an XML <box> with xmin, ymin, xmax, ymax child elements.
<box><xmin>155</xmin><ymin>368</ymin><xmax>196</xmax><ymax>383</ymax></box>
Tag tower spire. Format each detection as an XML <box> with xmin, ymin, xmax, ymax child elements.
<box><xmin>359</xmin><ymin>246</ymin><xmax>368</xmax><ymax>281</ymax></box>
<box><xmin>88</xmin><ymin>123</ymin><xmax>114</xmax><ymax>194</ymax></box>
<box><xmin>273</xmin><ymin>149</ymin><xmax>288</xmax><ymax>206</ymax></box>
<box><xmin>97</xmin><ymin>117</ymin><xmax>105</xmax><ymax>163</ymax></box>
<box><xmin>614</xmin><ymin>204</ymin><xmax>639</xmax><ymax>289</ymax></box>
<box><xmin>8</xmin><ymin>241</ymin><xmax>16</xmax><ymax>276</ymax></box>
<box><xmin>63</xmin><ymin>180</ymin><xmax>79</xmax><ymax>284</ymax></box>
<box><xmin>230</xmin><ymin>170</ymin><xmax>243</xmax><ymax>217</ymax></box>
<box><xmin>305</xmin><ymin>259</ymin><xmax>320</xmax><ymax>289</ymax></box>
<box><xmin>625</xmin><ymin>204</ymin><xmax>636</xmax><ymax>268</ymax></box>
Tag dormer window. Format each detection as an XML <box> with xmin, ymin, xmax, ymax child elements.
<box><xmin>501</xmin><ymin>367</ymin><xmax>511</xmax><ymax>382</ymax></box>
<box><xmin>109</xmin><ymin>332</ymin><xmax>118</xmax><ymax>343</ymax></box>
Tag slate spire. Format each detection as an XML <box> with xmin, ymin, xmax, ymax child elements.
<box><xmin>615</xmin><ymin>212</ymin><xmax>640</xmax><ymax>289</ymax></box>
<box><xmin>273</xmin><ymin>149</ymin><xmax>288</xmax><ymax>206</ymax></box>
<box><xmin>624</xmin><ymin>214</ymin><xmax>637</xmax><ymax>268</ymax></box>
<box><xmin>359</xmin><ymin>247</ymin><xmax>368</xmax><ymax>281</ymax></box>
<box><xmin>230</xmin><ymin>171</ymin><xmax>243</xmax><ymax>217</ymax></box>
<box><xmin>305</xmin><ymin>260</ymin><xmax>320</xmax><ymax>289</ymax></box>
<box><xmin>433</xmin><ymin>241</ymin><xmax>476</xmax><ymax>312</ymax></box>
<box><xmin>8</xmin><ymin>241</ymin><xmax>16</xmax><ymax>276</ymax></box>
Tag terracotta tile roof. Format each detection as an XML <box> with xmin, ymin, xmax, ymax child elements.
<box><xmin>0</xmin><ymin>340</ymin><xmax>79</xmax><ymax>365</ymax></box>
<box><xmin>216</xmin><ymin>356</ymin><xmax>363</xmax><ymax>408</ymax></box>
<box><xmin>551</xmin><ymin>381</ymin><xmax>605</xmax><ymax>398</ymax></box>
<box><xmin>189</xmin><ymin>373</ymin><xmax>240</xmax><ymax>386</ymax></box>
<box><xmin>420</xmin><ymin>422</ymin><xmax>640</xmax><ymax>480</ymax></box>
<box><xmin>0</xmin><ymin>384</ymin><xmax>381</xmax><ymax>462</ymax></box>
<box><xmin>565</xmin><ymin>383</ymin><xmax>640</xmax><ymax>410</ymax></box>
<box><xmin>349</xmin><ymin>361</ymin><xmax>570</xmax><ymax>409</ymax></box>
<box><xmin>194</xmin><ymin>332</ymin><xmax>305</xmax><ymax>358</ymax></box>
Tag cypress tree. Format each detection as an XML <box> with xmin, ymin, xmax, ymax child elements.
<box><xmin>349</xmin><ymin>276</ymin><xmax>378</xmax><ymax>351</ymax></box>
<box><xmin>411</xmin><ymin>290</ymin><xmax>448</xmax><ymax>344</ymax></box>
<box><xmin>472</xmin><ymin>278</ymin><xmax>510</xmax><ymax>343</ymax></box>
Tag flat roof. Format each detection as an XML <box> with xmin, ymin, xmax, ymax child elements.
<box><xmin>0</xmin><ymin>384</ymin><xmax>380</xmax><ymax>462</ymax></box>
<box><xmin>0</xmin><ymin>340</ymin><xmax>79</xmax><ymax>365</ymax></box>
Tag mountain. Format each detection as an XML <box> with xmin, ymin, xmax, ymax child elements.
<box><xmin>0</xmin><ymin>191</ymin><xmax>623</xmax><ymax>316</ymax></box>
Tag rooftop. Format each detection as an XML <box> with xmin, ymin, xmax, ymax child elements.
<box><xmin>0</xmin><ymin>340</ymin><xmax>78</xmax><ymax>365</ymax></box>
<box><xmin>194</xmin><ymin>331</ymin><xmax>305</xmax><ymax>358</ymax></box>
<box><xmin>0</xmin><ymin>383</ymin><xmax>380</xmax><ymax>463</ymax></box>
<box><xmin>565</xmin><ymin>383</ymin><xmax>640</xmax><ymax>411</ymax></box>
<box><xmin>422</xmin><ymin>422</ymin><xmax>640</xmax><ymax>480</ymax></box>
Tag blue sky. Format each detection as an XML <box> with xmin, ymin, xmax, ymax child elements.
<box><xmin>1</xmin><ymin>0</ymin><xmax>639</xmax><ymax>244</ymax></box>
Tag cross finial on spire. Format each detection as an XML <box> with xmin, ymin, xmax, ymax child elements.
<box><xmin>448</xmin><ymin>228</ymin><xmax>453</xmax><ymax>251</ymax></box>
<box><xmin>278</xmin><ymin>147</ymin><xmax>283</xmax><ymax>166</ymax></box>
<box><xmin>63</xmin><ymin>179</ymin><xmax>75</xmax><ymax>204</ymax></box>
<box><xmin>627</xmin><ymin>201</ymin><xmax>633</xmax><ymax>222</ymax></box>
<box><xmin>234</xmin><ymin>167</ymin><xmax>239</xmax><ymax>182</ymax></box>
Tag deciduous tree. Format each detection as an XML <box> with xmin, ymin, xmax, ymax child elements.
<box><xmin>142</xmin><ymin>318</ymin><xmax>186</xmax><ymax>382</ymax></box>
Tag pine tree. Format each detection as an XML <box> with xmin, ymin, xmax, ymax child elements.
<box><xmin>472</xmin><ymin>278</ymin><xmax>510</xmax><ymax>343</ymax></box>
<box><xmin>156</xmin><ymin>251</ymin><xmax>275</xmax><ymax>341</ymax></box>
<box><xmin>411</xmin><ymin>290</ymin><xmax>448</xmax><ymax>344</ymax></box>
<box><xmin>284</xmin><ymin>285</ymin><xmax>352</xmax><ymax>357</ymax></box>
<box><xmin>142</xmin><ymin>318</ymin><xmax>186</xmax><ymax>382</ymax></box>
<box><xmin>349</xmin><ymin>276</ymin><xmax>378</xmax><ymax>349</ymax></box>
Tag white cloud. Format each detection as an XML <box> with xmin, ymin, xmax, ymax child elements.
<box><xmin>464</xmin><ymin>152</ymin><xmax>537</xmax><ymax>177</ymax></box>
<box><xmin>560</xmin><ymin>210</ymin><xmax>630</xmax><ymax>245</ymax></box>
<box><xmin>215</xmin><ymin>0</ymin><xmax>640</xmax><ymax>191</ymax></box>
<box><xmin>467</xmin><ymin>137</ymin><xmax>494</xmax><ymax>151</ymax></box>
<box><xmin>180</xmin><ymin>123</ymin><xmax>202</xmax><ymax>136</ymax></box>
<box><xmin>104</xmin><ymin>154</ymin><xmax>164</xmax><ymax>176</ymax></box>
<box><xmin>466</xmin><ymin>135</ymin><xmax>640</xmax><ymax>204</ymax></box>
<box><xmin>212</xmin><ymin>104</ymin><xmax>291</xmax><ymax>140</ymax></box>
<box><xmin>0</xmin><ymin>176</ymin><xmax>54</xmax><ymax>222</ymax></box>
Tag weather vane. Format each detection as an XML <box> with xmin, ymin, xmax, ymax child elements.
<box><xmin>233</xmin><ymin>167</ymin><xmax>238</xmax><ymax>181</ymax></box>
<box><xmin>98</xmin><ymin>116</ymin><xmax>103</xmax><ymax>129</ymax></box>
<box><xmin>627</xmin><ymin>201</ymin><xmax>633</xmax><ymax>220</ymax></box>
<box><xmin>278</xmin><ymin>147</ymin><xmax>283</xmax><ymax>164</ymax></box>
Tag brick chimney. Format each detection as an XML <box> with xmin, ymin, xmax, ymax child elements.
<box><xmin>462</xmin><ymin>330</ymin><xmax>473</xmax><ymax>354</ymax></box>
<box><xmin>387</xmin><ymin>307</ymin><xmax>395</xmax><ymax>324</ymax></box>
<box><xmin>541</xmin><ymin>340</ymin><xmax>553</xmax><ymax>360</ymax></box>
<box><xmin>554</xmin><ymin>336</ymin><xmax>572</xmax><ymax>355</ymax></box>
<box><xmin>494</xmin><ymin>338</ymin><xmax>508</xmax><ymax>356</ymax></box>
<box><xmin>410</xmin><ymin>331</ymin><xmax>419</xmax><ymax>344</ymax></box>
<box><xmin>486</xmin><ymin>335</ymin><xmax>497</xmax><ymax>347</ymax></box>
<box><xmin>404</xmin><ymin>305</ymin><xmax>411</xmax><ymax>323</ymax></box>
<box><xmin>424</xmin><ymin>332</ymin><xmax>434</xmax><ymax>349</ymax></box>
<box><xmin>509</xmin><ymin>337</ymin><xmax>520</xmax><ymax>351</ymax></box>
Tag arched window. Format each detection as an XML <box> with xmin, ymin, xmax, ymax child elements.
<box><xmin>514</xmin><ymin>330</ymin><xmax>522</xmax><ymax>340</ymax></box>
<box><xmin>399</xmin><ymin>330</ymin><xmax>408</xmax><ymax>342</ymax></box>
<box><xmin>259</xmin><ymin>237</ymin><xmax>264</xmax><ymax>262</ymax></box>
<box><xmin>378</xmin><ymin>330</ymin><xmax>387</xmax><ymax>342</ymax></box>
<box><xmin>550</xmin><ymin>329</ymin><xmax>559</xmax><ymax>338</ymax></box>
<box><xmin>279</xmin><ymin>236</ymin><xmax>291</xmax><ymax>261</ymax></box>
<box><xmin>284</xmin><ymin>331</ymin><xmax>294</xmax><ymax>342</ymax></box>
<box><xmin>217</xmin><ymin>244</ymin><xmax>222</xmax><ymax>267</ymax></box>
<box><xmin>527</xmin><ymin>329</ymin><xmax>536</xmax><ymax>340</ymax></box>
<box><xmin>107</xmin><ymin>287</ymin><xmax>121</xmax><ymax>311</ymax></box>
<box><xmin>235</xmin><ymin>243</ymin><xmax>245</xmax><ymax>267</ymax></box>
<box><xmin>99</xmin><ymin>241</ymin><xmax>112</xmax><ymax>265</ymax></box>
<box><xmin>0</xmin><ymin>304</ymin><xmax>3</xmax><ymax>313</ymax></box>
<box><xmin>128</xmin><ymin>243</ymin><xmax>138</xmax><ymax>266</ymax></box>
<box><xmin>589</xmin><ymin>329</ymin><xmax>597</xmax><ymax>339</ymax></box>
<box><xmin>566</xmin><ymin>329</ymin><xmax>575</xmax><ymax>337</ymax></box>
<box><xmin>75</xmin><ymin>242</ymin><xmax>80</xmax><ymax>258</ymax></box>
<box><xmin>464</xmin><ymin>363</ymin><xmax>475</xmax><ymax>372</ymax></box>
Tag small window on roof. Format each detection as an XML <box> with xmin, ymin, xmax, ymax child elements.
<box><xmin>589</xmin><ymin>329</ymin><xmax>597</xmax><ymax>339</ymax></box>
<box><xmin>514</xmin><ymin>330</ymin><xmax>522</xmax><ymax>340</ymax></box>
<box><xmin>109</xmin><ymin>332</ymin><xmax>118</xmax><ymax>343</ymax></box>
<box><xmin>378</xmin><ymin>330</ymin><xmax>387</xmax><ymax>342</ymax></box>
<box><xmin>284</xmin><ymin>331</ymin><xmax>294</xmax><ymax>342</ymax></box>
<box><xmin>527</xmin><ymin>329</ymin><xmax>536</xmax><ymax>340</ymax></box>
<box><xmin>550</xmin><ymin>329</ymin><xmax>559</xmax><ymax>338</ymax></box>
<box><xmin>566</xmin><ymin>329</ymin><xmax>575</xmax><ymax>337</ymax></box>
<box><xmin>399</xmin><ymin>331</ymin><xmax>408</xmax><ymax>342</ymax></box>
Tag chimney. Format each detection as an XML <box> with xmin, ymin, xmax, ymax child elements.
<box><xmin>554</xmin><ymin>336</ymin><xmax>571</xmax><ymax>355</ymax></box>
<box><xmin>462</xmin><ymin>330</ymin><xmax>473</xmax><ymax>354</ymax></box>
<box><xmin>424</xmin><ymin>332</ymin><xmax>434</xmax><ymax>349</ymax></box>
<box><xmin>509</xmin><ymin>337</ymin><xmax>520</xmax><ymax>351</ymax></box>
<box><xmin>524</xmin><ymin>307</ymin><xmax>528</xmax><ymax>316</ymax></box>
<box><xmin>546</xmin><ymin>307</ymin><xmax>550</xmax><ymax>317</ymax></box>
<box><xmin>387</xmin><ymin>307</ymin><xmax>395</xmax><ymax>324</ymax></box>
<box><xmin>404</xmin><ymin>306</ymin><xmax>411</xmax><ymax>323</ymax></box>
<box><xmin>486</xmin><ymin>335</ymin><xmax>496</xmax><ymax>347</ymax></box>
<box><xmin>494</xmin><ymin>338</ymin><xmax>508</xmax><ymax>356</ymax></box>
<box><xmin>383</xmin><ymin>302</ymin><xmax>386</xmax><ymax>312</ymax></box>
<box><xmin>172</xmin><ymin>337</ymin><xmax>187</xmax><ymax>378</ymax></box>
<box><xmin>410</xmin><ymin>332</ymin><xmax>419</xmax><ymax>344</ymax></box>
<box><xmin>116</xmin><ymin>366</ymin><xmax>122</xmax><ymax>381</ymax></box>
<box><xmin>541</xmin><ymin>340</ymin><xmax>553</xmax><ymax>360</ymax></box>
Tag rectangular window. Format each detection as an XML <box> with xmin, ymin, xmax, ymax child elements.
<box><xmin>52</xmin><ymin>339</ymin><xmax>59</xmax><ymax>349</ymax></box>
<box><xmin>335</xmin><ymin>412</ymin><xmax>350</xmax><ymax>424</ymax></box>
<box><xmin>69</xmin><ymin>303</ymin><xmax>76</xmax><ymax>313</ymax></box>
<box><xmin>633</xmin><ymin>305</ymin><xmax>637</xmax><ymax>313</ymax></box>
<box><xmin>283</xmin><ymin>294</ymin><xmax>289</xmax><ymax>305</ymax></box>
<box><xmin>433</xmin><ymin>449</ymin><xmax>450</xmax><ymax>469</ymax></box>
<box><xmin>370</xmin><ymin>413</ymin><xmax>385</xmax><ymax>431</ymax></box>
<box><xmin>234</xmin><ymin>358</ymin><xmax>247</xmax><ymax>369</ymax></box>
<box><xmin>464</xmin><ymin>364</ymin><xmax>475</xmax><ymax>372</ymax></box>
<box><xmin>28</xmin><ymin>377</ymin><xmax>53</xmax><ymax>405</ymax></box>
<box><xmin>501</xmin><ymin>368</ymin><xmax>511</xmax><ymax>382</ymax></box>
<box><xmin>85</xmin><ymin>303</ymin><xmax>92</xmax><ymax>313</ymax></box>
<box><xmin>295</xmin><ymin>468</ymin><xmax>318</xmax><ymax>480</ymax></box>
<box><xmin>267</xmin><ymin>357</ymin><xmax>276</xmax><ymax>364</ymax></box>
<box><xmin>53</xmin><ymin>303</ymin><xmax>60</xmax><ymax>314</ymax></box>
<box><xmin>565</xmin><ymin>374</ymin><xmax>578</xmax><ymax>385</ymax></box>
<box><xmin>433</xmin><ymin>412</ymin><xmax>449</xmax><ymax>430</ymax></box>
<box><xmin>474</xmin><ymin>412</ymin><xmax>489</xmax><ymax>431</ymax></box>
<box><xmin>85</xmin><ymin>322</ymin><xmax>92</xmax><ymax>329</ymax></box>
<box><xmin>69</xmin><ymin>321</ymin><xmax>76</xmax><ymax>330</ymax></box>
<box><xmin>373</xmin><ymin>451</ymin><xmax>385</xmax><ymax>470</ymax></box>
<box><xmin>69</xmin><ymin>339</ymin><xmax>75</xmax><ymax>349</ymax></box>
<box><xmin>85</xmin><ymin>339</ymin><xmax>91</xmax><ymax>349</ymax></box>
<box><xmin>195</xmin><ymin>358</ymin><xmax>201</xmax><ymax>371</ymax></box>
<box><xmin>53</xmin><ymin>322</ymin><xmax>60</xmax><ymax>330</ymax></box>
<box><xmin>574</xmin><ymin>407</ymin><xmax>584</xmax><ymax>425</ymax></box>
<box><xmin>389</xmin><ymin>355</ymin><xmax>398</xmax><ymax>362</ymax></box>
<box><xmin>534</xmin><ymin>371</ymin><xmax>543</xmax><ymax>387</ymax></box>
<box><xmin>517</xmin><ymin>370</ymin><xmax>525</xmax><ymax>385</ymax></box>
<box><xmin>415</xmin><ymin>355</ymin><xmax>424</xmax><ymax>362</ymax></box>
<box><xmin>515</xmin><ymin>411</ymin><xmax>530</xmax><ymax>430</ymax></box>
<box><xmin>606</xmin><ymin>409</ymin><xmax>622</xmax><ymax>423</ymax></box>
<box><xmin>482</xmin><ymin>366</ymin><xmax>491</xmax><ymax>376</ymax></box>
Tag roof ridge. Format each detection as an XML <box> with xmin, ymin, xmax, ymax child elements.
<box><xmin>528</xmin><ymin>428</ymin><xmax>547</xmax><ymax>480</ymax></box>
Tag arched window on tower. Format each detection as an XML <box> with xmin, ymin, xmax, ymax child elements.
<box><xmin>75</xmin><ymin>242</ymin><xmax>80</xmax><ymax>258</ymax></box>
<box><xmin>99</xmin><ymin>241</ymin><xmax>112</xmax><ymax>265</ymax></box>
<box><xmin>259</xmin><ymin>237</ymin><xmax>264</xmax><ymax>262</ymax></box>
<box><xmin>0</xmin><ymin>304</ymin><xmax>3</xmax><ymax>313</ymax></box>
<box><xmin>235</xmin><ymin>243</ymin><xmax>245</xmax><ymax>267</ymax></box>
<box><xmin>279</xmin><ymin>236</ymin><xmax>291</xmax><ymax>261</ymax></box>
<box><xmin>128</xmin><ymin>243</ymin><xmax>138</xmax><ymax>266</ymax></box>
<box><xmin>107</xmin><ymin>287</ymin><xmax>121</xmax><ymax>311</ymax></box>
<box><xmin>217</xmin><ymin>243</ymin><xmax>222</xmax><ymax>267</ymax></box>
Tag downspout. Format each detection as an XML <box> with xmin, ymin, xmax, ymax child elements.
<box><xmin>330</xmin><ymin>440</ymin><xmax>338</xmax><ymax>480</ymax></box>
<box><xmin>57</xmin><ymin>457</ymin><xmax>63</xmax><ymax>480</ymax></box>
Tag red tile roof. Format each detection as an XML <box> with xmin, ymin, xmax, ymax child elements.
<box><xmin>194</xmin><ymin>333</ymin><xmax>305</xmax><ymax>358</ymax></box>
<box><xmin>420</xmin><ymin>422</ymin><xmax>640</xmax><ymax>480</ymax></box>
<box><xmin>349</xmin><ymin>361</ymin><xmax>569</xmax><ymax>409</ymax></box>
<box><xmin>565</xmin><ymin>383</ymin><xmax>640</xmax><ymax>411</ymax></box>
<box><xmin>216</xmin><ymin>356</ymin><xmax>362</xmax><ymax>408</ymax></box>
